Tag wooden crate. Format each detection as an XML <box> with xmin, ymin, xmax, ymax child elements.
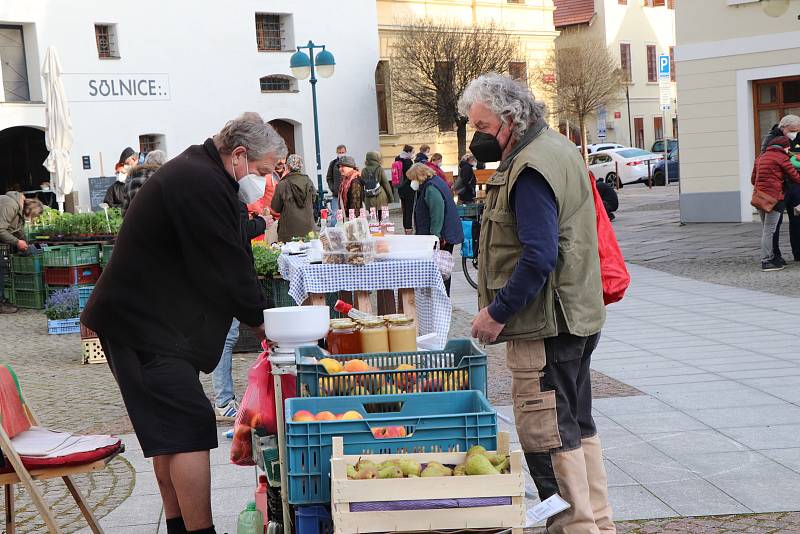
<box><xmin>330</xmin><ymin>431</ymin><xmax>524</xmax><ymax>534</ymax></box>
<box><xmin>81</xmin><ymin>338</ymin><xmax>107</xmax><ymax>365</ymax></box>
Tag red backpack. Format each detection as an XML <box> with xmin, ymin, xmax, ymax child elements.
<box><xmin>391</xmin><ymin>160</ymin><xmax>404</xmax><ymax>186</ymax></box>
<box><xmin>589</xmin><ymin>176</ymin><xmax>630</xmax><ymax>305</ymax></box>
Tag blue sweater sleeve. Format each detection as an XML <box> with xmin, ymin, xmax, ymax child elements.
<box><xmin>487</xmin><ymin>168</ymin><xmax>558</xmax><ymax>324</ymax></box>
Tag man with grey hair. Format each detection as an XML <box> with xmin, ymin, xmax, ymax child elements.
<box><xmin>144</xmin><ymin>149</ymin><xmax>168</xmax><ymax>166</ymax></box>
<box><xmin>83</xmin><ymin>112</ymin><xmax>287</xmax><ymax>534</ymax></box>
<box><xmin>761</xmin><ymin>114</ymin><xmax>800</xmax><ymax>153</ymax></box>
<box><xmin>761</xmin><ymin>115</ymin><xmax>800</xmax><ymax>265</ymax></box>
<box><xmin>460</xmin><ymin>73</ymin><xmax>614</xmax><ymax>534</ymax></box>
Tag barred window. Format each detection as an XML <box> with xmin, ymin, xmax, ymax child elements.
<box><xmin>256</xmin><ymin>14</ymin><xmax>283</xmax><ymax>51</ymax></box>
<box><xmin>95</xmin><ymin>24</ymin><xmax>119</xmax><ymax>59</ymax></box>
<box><xmin>139</xmin><ymin>134</ymin><xmax>165</xmax><ymax>156</ymax></box>
<box><xmin>260</xmin><ymin>75</ymin><xmax>296</xmax><ymax>93</ymax></box>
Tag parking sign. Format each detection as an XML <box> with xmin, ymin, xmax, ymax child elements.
<box><xmin>658</xmin><ymin>54</ymin><xmax>670</xmax><ymax>80</ymax></box>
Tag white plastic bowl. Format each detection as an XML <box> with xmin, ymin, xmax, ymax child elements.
<box><xmin>263</xmin><ymin>305</ymin><xmax>330</xmax><ymax>347</ymax></box>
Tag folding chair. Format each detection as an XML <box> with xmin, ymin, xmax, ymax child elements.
<box><xmin>0</xmin><ymin>364</ymin><xmax>123</xmax><ymax>533</ymax></box>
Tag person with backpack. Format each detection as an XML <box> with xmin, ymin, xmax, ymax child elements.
<box><xmin>362</xmin><ymin>151</ymin><xmax>392</xmax><ymax>219</ymax></box>
<box><xmin>414</xmin><ymin>144</ymin><xmax>431</xmax><ymax>164</ymax></box>
<box><xmin>395</xmin><ymin>145</ymin><xmax>415</xmax><ymax>234</ymax></box>
<box><xmin>751</xmin><ymin>136</ymin><xmax>800</xmax><ymax>271</ymax></box>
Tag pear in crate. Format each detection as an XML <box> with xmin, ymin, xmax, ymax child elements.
<box><xmin>394</xmin><ymin>458</ymin><xmax>422</xmax><ymax>477</ymax></box>
<box><xmin>453</xmin><ymin>463</ymin><xmax>467</xmax><ymax>476</ymax></box>
<box><xmin>378</xmin><ymin>464</ymin><xmax>403</xmax><ymax>479</ymax></box>
<box><xmin>318</xmin><ymin>357</ymin><xmax>344</xmax><ymax>374</ymax></box>
<box><xmin>466</xmin><ymin>445</ymin><xmax>488</xmax><ymax>458</ymax></box>
<box><xmin>421</xmin><ymin>461</ymin><xmax>452</xmax><ymax>477</ymax></box>
<box><xmin>347</xmin><ymin>465</ymin><xmax>358</xmax><ymax>479</ymax></box>
<box><xmin>465</xmin><ymin>453</ymin><xmax>500</xmax><ymax>476</ymax></box>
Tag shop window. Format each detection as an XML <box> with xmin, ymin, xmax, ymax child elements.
<box><xmin>95</xmin><ymin>24</ymin><xmax>120</xmax><ymax>59</ymax></box>
<box><xmin>256</xmin><ymin>13</ymin><xmax>293</xmax><ymax>51</ymax></box>
<box><xmin>139</xmin><ymin>134</ymin><xmax>165</xmax><ymax>158</ymax></box>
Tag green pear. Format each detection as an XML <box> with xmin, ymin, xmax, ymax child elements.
<box><xmin>466</xmin><ymin>445</ymin><xmax>488</xmax><ymax>458</ymax></box>
<box><xmin>421</xmin><ymin>461</ymin><xmax>453</xmax><ymax>477</ymax></box>
<box><xmin>495</xmin><ymin>457</ymin><xmax>510</xmax><ymax>474</ymax></box>
<box><xmin>396</xmin><ymin>459</ymin><xmax>422</xmax><ymax>477</ymax></box>
<box><xmin>453</xmin><ymin>463</ymin><xmax>467</xmax><ymax>476</ymax></box>
<box><xmin>356</xmin><ymin>458</ymin><xmax>377</xmax><ymax>472</ymax></box>
<box><xmin>378</xmin><ymin>465</ymin><xmax>403</xmax><ymax>479</ymax></box>
<box><xmin>488</xmin><ymin>453</ymin><xmax>507</xmax><ymax>466</ymax></box>
<box><xmin>465</xmin><ymin>453</ymin><xmax>500</xmax><ymax>476</ymax></box>
<box><xmin>347</xmin><ymin>465</ymin><xmax>358</xmax><ymax>479</ymax></box>
<box><xmin>355</xmin><ymin>465</ymin><xmax>378</xmax><ymax>480</ymax></box>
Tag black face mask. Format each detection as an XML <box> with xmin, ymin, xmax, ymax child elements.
<box><xmin>468</xmin><ymin>123</ymin><xmax>508</xmax><ymax>163</ymax></box>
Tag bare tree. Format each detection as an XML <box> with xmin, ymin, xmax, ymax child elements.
<box><xmin>390</xmin><ymin>18</ymin><xmax>520</xmax><ymax>158</ymax></box>
<box><xmin>535</xmin><ymin>28</ymin><xmax>622</xmax><ymax>162</ymax></box>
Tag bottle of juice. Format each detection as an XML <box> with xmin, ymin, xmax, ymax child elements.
<box><xmin>237</xmin><ymin>501</ymin><xmax>264</xmax><ymax>534</ymax></box>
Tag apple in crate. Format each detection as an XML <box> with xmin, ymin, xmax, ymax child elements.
<box><xmin>340</xmin><ymin>410</ymin><xmax>364</xmax><ymax>420</ymax></box>
<box><xmin>315</xmin><ymin>411</ymin><xmax>337</xmax><ymax>421</ymax></box>
<box><xmin>292</xmin><ymin>410</ymin><xmax>316</xmax><ymax>422</ymax></box>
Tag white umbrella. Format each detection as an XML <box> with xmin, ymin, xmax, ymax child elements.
<box><xmin>41</xmin><ymin>46</ymin><xmax>73</xmax><ymax>213</ymax></box>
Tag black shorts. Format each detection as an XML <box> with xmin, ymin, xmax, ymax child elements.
<box><xmin>101</xmin><ymin>338</ymin><xmax>218</xmax><ymax>458</ymax></box>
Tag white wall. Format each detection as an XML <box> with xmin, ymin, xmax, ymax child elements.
<box><xmin>0</xmin><ymin>0</ymin><xmax>380</xmax><ymax>206</ymax></box>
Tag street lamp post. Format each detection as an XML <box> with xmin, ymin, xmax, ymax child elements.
<box><xmin>290</xmin><ymin>41</ymin><xmax>335</xmax><ymax>212</ymax></box>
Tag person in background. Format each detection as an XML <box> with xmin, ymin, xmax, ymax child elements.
<box><xmin>121</xmin><ymin>151</ymin><xmax>169</xmax><ymax>215</ymax></box>
<box><xmin>212</xmin><ymin>200</ymin><xmax>273</xmax><ymax>421</ymax></box>
<box><xmin>362</xmin><ymin>151</ymin><xmax>392</xmax><ymax>220</ymax></box>
<box><xmin>751</xmin><ymin>136</ymin><xmax>800</xmax><ymax>272</ymax></box>
<box><xmin>337</xmin><ymin>156</ymin><xmax>364</xmax><ymax>216</ymax></box>
<box><xmin>407</xmin><ymin>162</ymin><xmax>463</xmax><ymax>296</ymax></box>
<box><xmin>326</xmin><ymin>144</ymin><xmax>348</xmax><ymax>224</ymax></box>
<box><xmin>460</xmin><ymin>73</ymin><xmax>613</xmax><ymax>534</ymax></box>
<box><xmin>396</xmin><ymin>145</ymin><xmax>416</xmax><ymax>234</ymax></box>
<box><xmin>426</xmin><ymin>153</ymin><xmax>449</xmax><ymax>185</ymax></box>
<box><xmin>414</xmin><ymin>144</ymin><xmax>431</xmax><ymax>164</ymax></box>
<box><xmin>595</xmin><ymin>180</ymin><xmax>619</xmax><ymax>221</ymax></box>
<box><xmin>786</xmin><ymin>147</ymin><xmax>800</xmax><ymax>261</ymax></box>
<box><xmin>271</xmin><ymin>154</ymin><xmax>317</xmax><ymax>242</ymax></box>
<box><xmin>760</xmin><ymin>115</ymin><xmax>800</xmax><ymax>264</ymax></box>
<box><xmin>103</xmin><ymin>162</ymin><xmax>128</xmax><ymax>209</ymax></box>
<box><xmin>82</xmin><ymin>112</ymin><xmax>286</xmax><ymax>534</ymax></box>
<box><xmin>248</xmin><ymin>159</ymin><xmax>284</xmax><ymax>221</ymax></box>
<box><xmin>0</xmin><ymin>192</ymin><xmax>43</xmax><ymax>314</ymax></box>
<box><xmin>455</xmin><ymin>153</ymin><xmax>477</xmax><ymax>204</ymax></box>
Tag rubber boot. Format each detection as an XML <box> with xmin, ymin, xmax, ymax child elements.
<box><xmin>582</xmin><ymin>435</ymin><xmax>616</xmax><ymax>534</ymax></box>
<box><xmin>546</xmin><ymin>447</ymin><xmax>599</xmax><ymax>534</ymax></box>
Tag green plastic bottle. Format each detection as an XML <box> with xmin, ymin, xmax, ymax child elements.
<box><xmin>237</xmin><ymin>501</ymin><xmax>264</xmax><ymax>534</ymax></box>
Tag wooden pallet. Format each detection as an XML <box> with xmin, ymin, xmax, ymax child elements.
<box><xmin>330</xmin><ymin>431</ymin><xmax>524</xmax><ymax>534</ymax></box>
<box><xmin>81</xmin><ymin>338</ymin><xmax>107</xmax><ymax>365</ymax></box>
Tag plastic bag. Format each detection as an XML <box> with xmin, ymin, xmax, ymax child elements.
<box><xmin>230</xmin><ymin>350</ymin><xmax>297</xmax><ymax>466</ymax></box>
<box><xmin>589</xmin><ymin>175</ymin><xmax>630</xmax><ymax>305</ymax></box>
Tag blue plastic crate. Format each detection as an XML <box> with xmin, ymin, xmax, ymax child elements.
<box><xmin>285</xmin><ymin>390</ymin><xmax>497</xmax><ymax>505</ymax></box>
<box><xmin>47</xmin><ymin>318</ymin><xmax>81</xmax><ymax>335</ymax></box>
<box><xmin>296</xmin><ymin>339</ymin><xmax>487</xmax><ymax>398</ymax></box>
<box><xmin>461</xmin><ymin>220</ymin><xmax>474</xmax><ymax>258</ymax></box>
<box><xmin>78</xmin><ymin>285</ymin><xmax>94</xmax><ymax>311</ymax></box>
<box><xmin>295</xmin><ymin>505</ymin><xmax>333</xmax><ymax>534</ymax></box>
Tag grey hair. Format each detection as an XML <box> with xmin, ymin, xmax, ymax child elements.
<box><xmin>460</xmin><ymin>152</ymin><xmax>476</xmax><ymax>163</ymax></box>
<box><xmin>214</xmin><ymin>112</ymin><xmax>288</xmax><ymax>160</ymax></box>
<box><xmin>457</xmin><ymin>73</ymin><xmax>546</xmax><ymax>140</ymax></box>
<box><xmin>406</xmin><ymin>162</ymin><xmax>436</xmax><ymax>183</ymax></box>
<box><xmin>779</xmin><ymin>115</ymin><xmax>800</xmax><ymax>130</ymax></box>
<box><xmin>144</xmin><ymin>150</ymin><xmax>167</xmax><ymax>166</ymax></box>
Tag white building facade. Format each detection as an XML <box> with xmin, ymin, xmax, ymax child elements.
<box><xmin>0</xmin><ymin>0</ymin><xmax>380</xmax><ymax>209</ymax></box>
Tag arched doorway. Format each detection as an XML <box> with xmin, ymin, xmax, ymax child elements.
<box><xmin>0</xmin><ymin>126</ymin><xmax>48</xmax><ymax>193</ymax></box>
<box><xmin>269</xmin><ymin>119</ymin><xmax>296</xmax><ymax>155</ymax></box>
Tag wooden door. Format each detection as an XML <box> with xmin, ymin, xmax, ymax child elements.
<box><xmin>269</xmin><ymin>119</ymin><xmax>296</xmax><ymax>155</ymax></box>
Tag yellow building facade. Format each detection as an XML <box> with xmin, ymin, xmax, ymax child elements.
<box><xmin>676</xmin><ymin>0</ymin><xmax>800</xmax><ymax>222</ymax></box>
<box><xmin>375</xmin><ymin>0</ymin><xmax>558</xmax><ymax>171</ymax></box>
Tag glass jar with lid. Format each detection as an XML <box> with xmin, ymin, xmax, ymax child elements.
<box><xmin>359</xmin><ymin>318</ymin><xmax>390</xmax><ymax>354</ymax></box>
<box><xmin>387</xmin><ymin>315</ymin><xmax>417</xmax><ymax>352</ymax></box>
<box><xmin>327</xmin><ymin>319</ymin><xmax>361</xmax><ymax>355</ymax></box>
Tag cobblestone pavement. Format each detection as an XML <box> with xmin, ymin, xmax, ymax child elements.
<box><xmin>613</xmin><ymin>185</ymin><xmax>800</xmax><ymax>298</ymax></box>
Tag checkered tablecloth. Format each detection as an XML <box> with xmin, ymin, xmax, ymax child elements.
<box><xmin>278</xmin><ymin>254</ymin><xmax>451</xmax><ymax>349</ymax></box>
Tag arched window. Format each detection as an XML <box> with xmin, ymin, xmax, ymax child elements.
<box><xmin>259</xmin><ymin>75</ymin><xmax>297</xmax><ymax>93</ymax></box>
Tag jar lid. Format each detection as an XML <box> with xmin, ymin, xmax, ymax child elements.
<box><xmin>331</xmin><ymin>320</ymin><xmax>357</xmax><ymax>329</ymax></box>
<box><xmin>360</xmin><ymin>318</ymin><xmax>387</xmax><ymax>327</ymax></box>
<box><xmin>387</xmin><ymin>315</ymin><xmax>413</xmax><ymax>325</ymax></box>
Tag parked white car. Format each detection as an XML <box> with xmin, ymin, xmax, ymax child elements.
<box><xmin>579</xmin><ymin>143</ymin><xmax>625</xmax><ymax>155</ymax></box>
<box><xmin>588</xmin><ymin>148</ymin><xmax>663</xmax><ymax>187</ymax></box>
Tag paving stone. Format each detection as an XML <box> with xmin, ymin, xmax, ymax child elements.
<box><xmin>684</xmin><ymin>405</ymin><xmax>800</xmax><ymax>429</ymax></box>
<box><xmin>759</xmin><ymin>448</ymin><xmax>800</xmax><ymax>474</ymax></box>
<box><xmin>641</xmin><ymin>429</ymin><xmax>749</xmax><ymax>456</ymax></box>
<box><xmin>719</xmin><ymin>424</ymin><xmax>800</xmax><ymax>450</ymax></box>
<box><xmin>642</xmin><ymin>478</ymin><xmax>751</xmax><ymax>517</ymax></box>
<box><xmin>610</xmin><ymin>411</ymin><xmax>709</xmax><ymax>435</ymax></box>
<box><xmin>593</xmin><ymin>396</ymin><xmax>675</xmax><ymax>416</ymax></box>
<box><xmin>606</xmin><ymin>485</ymin><xmax>678</xmax><ymax>520</ymax></box>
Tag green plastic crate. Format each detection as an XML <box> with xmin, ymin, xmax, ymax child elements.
<box><xmin>101</xmin><ymin>244</ymin><xmax>114</xmax><ymax>268</ymax></box>
<box><xmin>5</xmin><ymin>291</ymin><xmax>15</xmax><ymax>306</ymax></box>
<box><xmin>14</xmin><ymin>290</ymin><xmax>45</xmax><ymax>309</ymax></box>
<box><xmin>11</xmin><ymin>273</ymin><xmax>44</xmax><ymax>292</ymax></box>
<box><xmin>43</xmin><ymin>245</ymin><xmax>100</xmax><ymax>268</ymax></box>
<box><xmin>11</xmin><ymin>254</ymin><xmax>44</xmax><ymax>274</ymax></box>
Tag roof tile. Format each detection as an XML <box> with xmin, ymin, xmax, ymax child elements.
<box><xmin>553</xmin><ymin>0</ymin><xmax>595</xmax><ymax>28</ymax></box>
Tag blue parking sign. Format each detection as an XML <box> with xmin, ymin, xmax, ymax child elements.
<box><xmin>658</xmin><ymin>54</ymin><xmax>670</xmax><ymax>79</ymax></box>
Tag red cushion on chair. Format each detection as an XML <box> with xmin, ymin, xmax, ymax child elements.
<box><xmin>0</xmin><ymin>441</ymin><xmax>123</xmax><ymax>473</ymax></box>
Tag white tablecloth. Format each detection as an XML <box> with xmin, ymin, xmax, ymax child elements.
<box><xmin>278</xmin><ymin>255</ymin><xmax>451</xmax><ymax>349</ymax></box>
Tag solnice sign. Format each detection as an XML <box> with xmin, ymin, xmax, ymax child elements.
<box><xmin>62</xmin><ymin>73</ymin><xmax>171</xmax><ymax>102</ymax></box>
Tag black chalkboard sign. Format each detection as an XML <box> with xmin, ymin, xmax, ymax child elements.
<box><xmin>88</xmin><ymin>176</ymin><xmax>117</xmax><ymax>211</ymax></box>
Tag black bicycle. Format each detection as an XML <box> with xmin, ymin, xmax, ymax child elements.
<box><xmin>457</xmin><ymin>203</ymin><xmax>483</xmax><ymax>290</ymax></box>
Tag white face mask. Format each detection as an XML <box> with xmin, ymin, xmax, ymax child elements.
<box><xmin>232</xmin><ymin>152</ymin><xmax>266</xmax><ymax>204</ymax></box>
<box><xmin>410</xmin><ymin>180</ymin><xmax>420</xmax><ymax>191</ymax></box>
<box><xmin>787</xmin><ymin>131</ymin><xmax>798</xmax><ymax>141</ymax></box>
<box><xmin>116</xmin><ymin>172</ymin><xmax>127</xmax><ymax>184</ymax></box>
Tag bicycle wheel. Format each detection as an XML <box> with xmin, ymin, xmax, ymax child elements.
<box><xmin>462</xmin><ymin>254</ymin><xmax>478</xmax><ymax>290</ymax></box>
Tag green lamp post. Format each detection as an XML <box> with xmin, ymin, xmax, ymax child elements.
<box><xmin>290</xmin><ymin>41</ymin><xmax>336</xmax><ymax>211</ymax></box>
